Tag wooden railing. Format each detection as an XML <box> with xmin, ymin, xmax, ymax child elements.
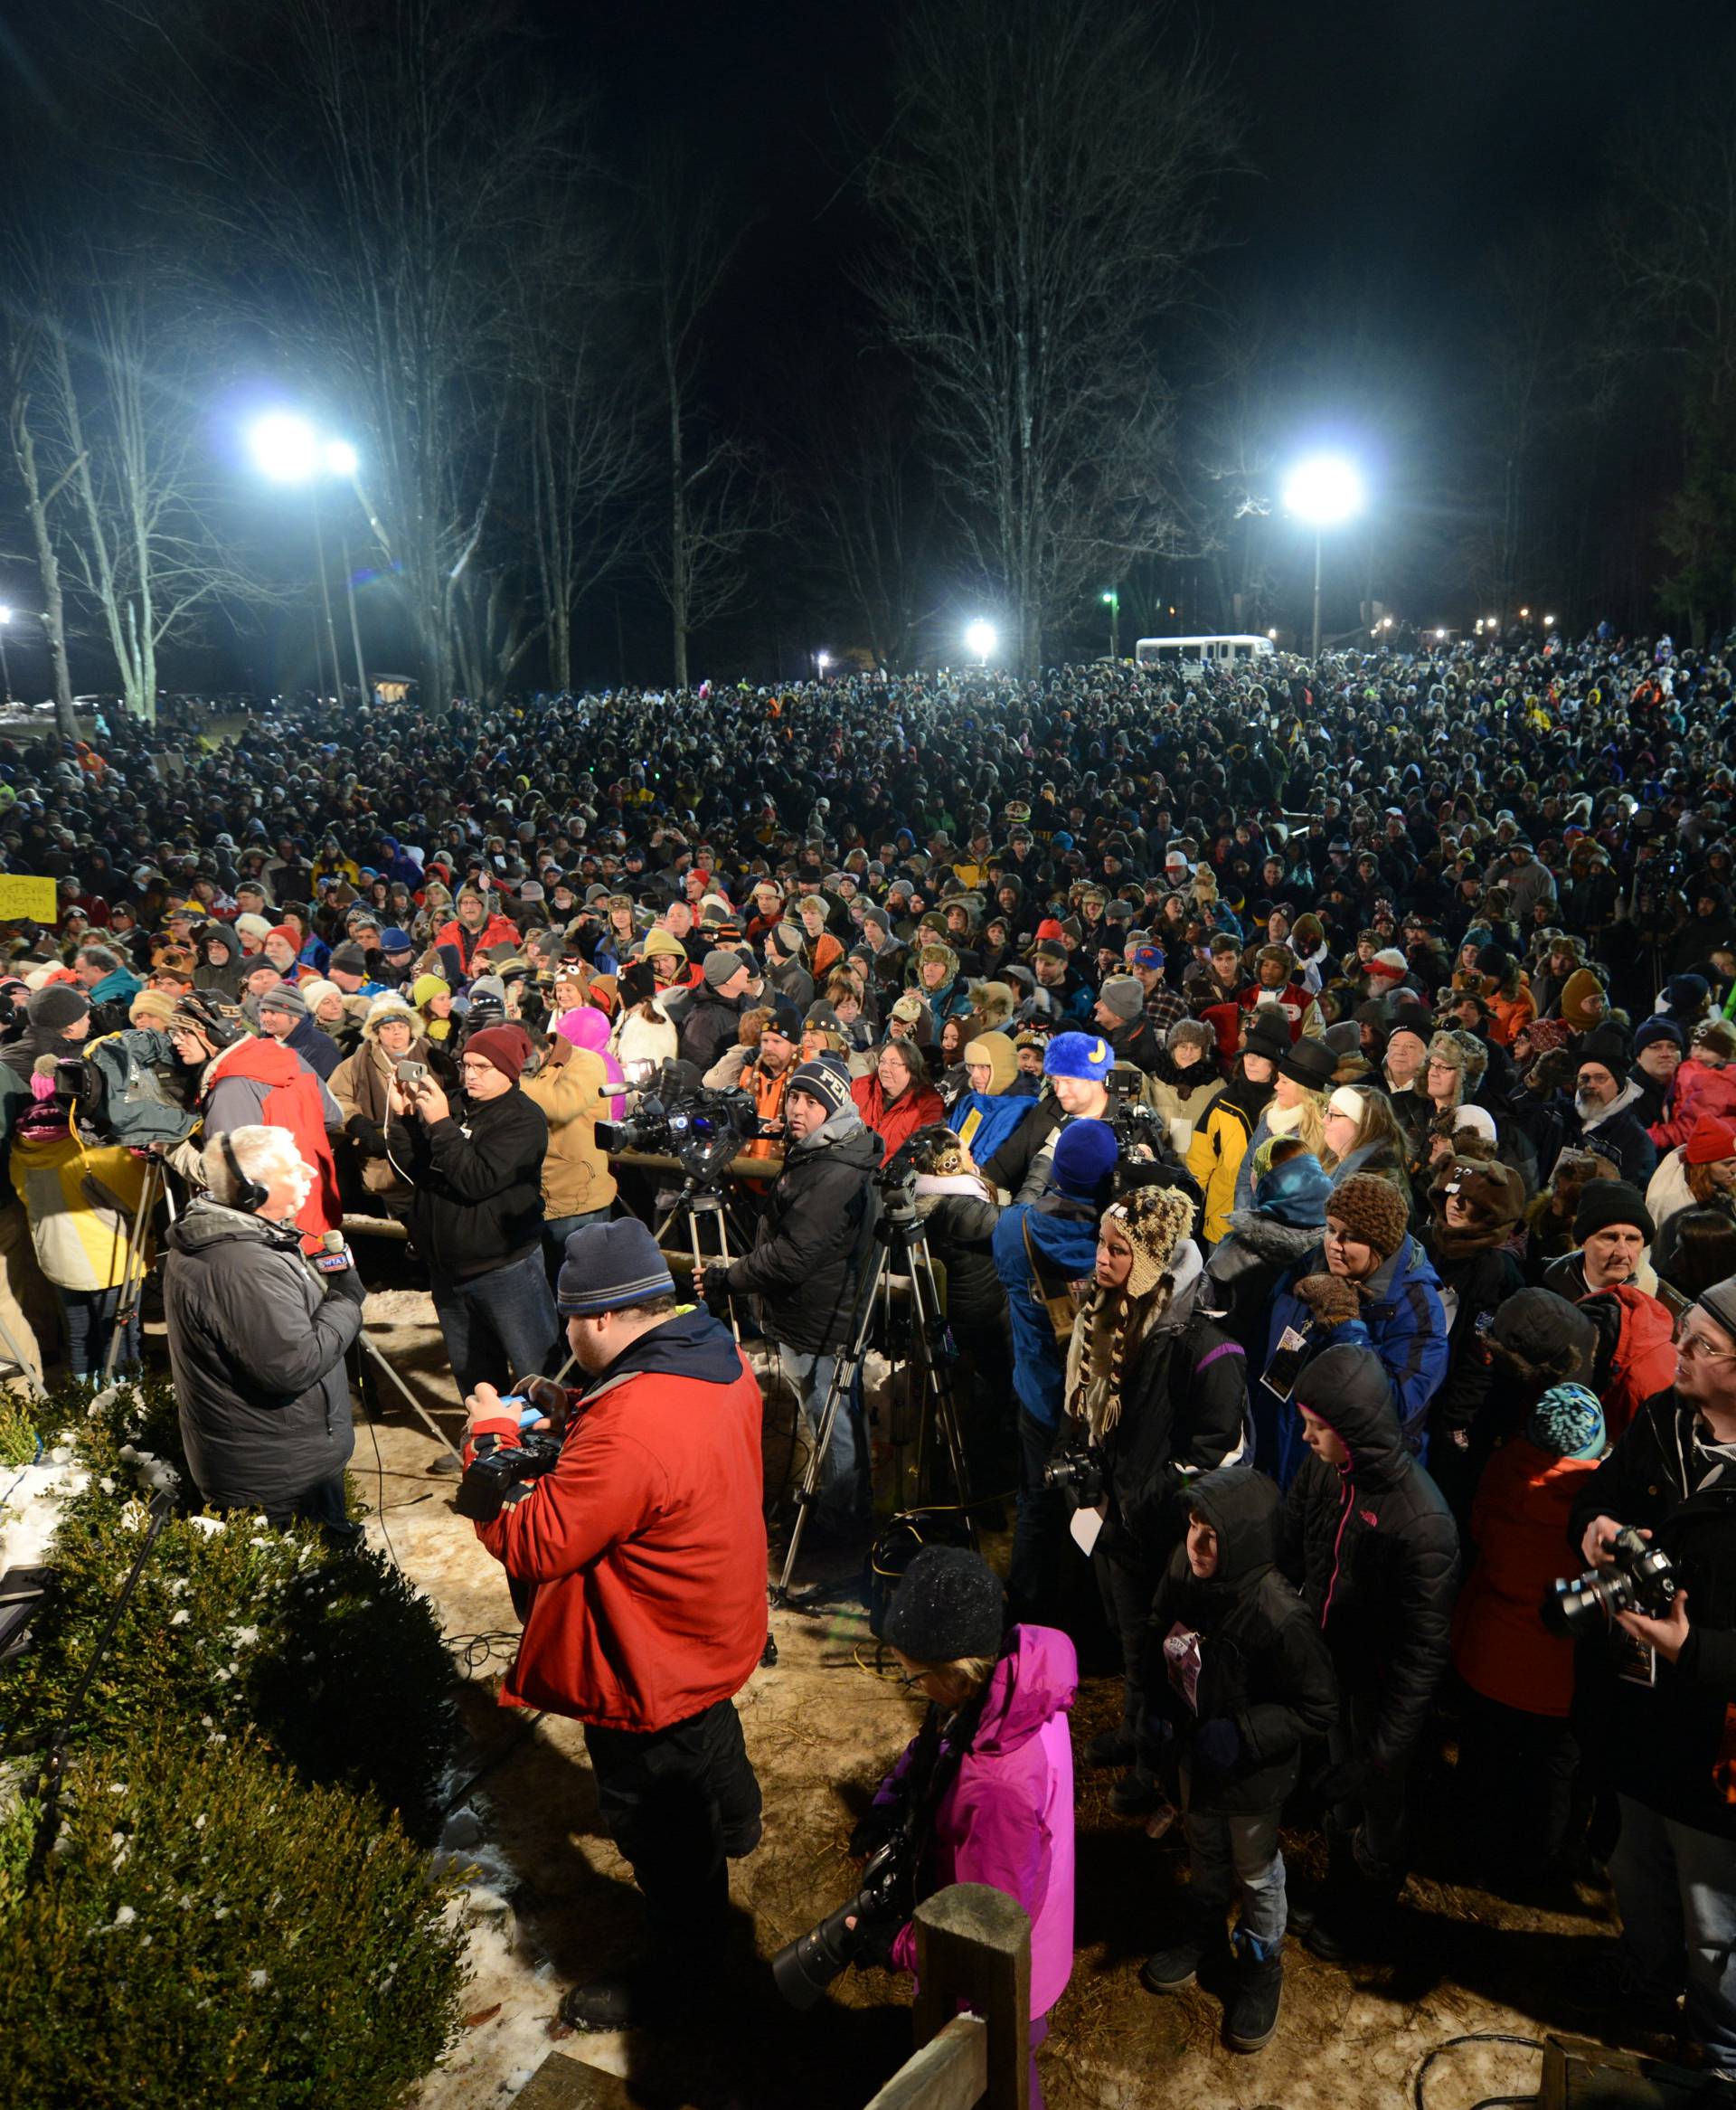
<box><xmin>863</xmin><ymin>1884</ymin><xmax>1033</xmax><ymax>2110</ymax></box>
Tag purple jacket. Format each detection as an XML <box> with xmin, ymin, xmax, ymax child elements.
<box><xmin>875</xmin><ymin>1623</ymin><xmax>1077</xmax><ymax>2019</ymax></box>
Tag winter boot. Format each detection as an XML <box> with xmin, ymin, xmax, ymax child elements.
<box><xmin>1082</xmin><ymin>1725</ymin><xmax>1137</xmax><ymax>1770</ymax></box>
<box><xmin>1223</xmin><ymin>1928</ymin><xmax>1284</xmax><ymax>2053</ymax></box>
<box><xmin>1140</xmin><ymin>1906</ymin><xmax>1229</xmax><ymax>1994</ymax></box>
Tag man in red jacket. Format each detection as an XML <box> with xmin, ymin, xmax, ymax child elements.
<box><xmin>464</xmin><ymin>1216</ymin><xmax>768</xmax><ymax>2032</ymax></box>
<box><xmin>433</xmin><ymin>883</ymin><xmax>522</xmax><ymax>976</ymax></box>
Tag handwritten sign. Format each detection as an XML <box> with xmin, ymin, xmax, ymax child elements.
<box><xmin>0</xmin><ymin>876</ymin><xmax>60</xmax><ymax>922</ymax></box>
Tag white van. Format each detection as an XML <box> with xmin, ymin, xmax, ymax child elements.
<box><xmin>1135</xmin><ymin>633</ymin><xmax>1275</xmax><ymax>668</ymax></box>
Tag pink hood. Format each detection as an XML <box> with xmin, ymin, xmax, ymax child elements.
<box><xmin>555</xmin><ymin>1005</ymin><xmax>625</xmax><ymax>1091</ymax></box>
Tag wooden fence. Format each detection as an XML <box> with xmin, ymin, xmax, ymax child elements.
<box><xmin>863</xmin><ymin>1883</ymin><xmax>1033</xmax><ymax>2110</ymax></box>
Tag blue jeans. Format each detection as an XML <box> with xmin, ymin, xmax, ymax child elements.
<box><xmin>778</xmin><ymin>1343</ymin><xmax>865</xmax><ymax>1530</ymax></box>
<box><xmin>1611</xmin><ymin>1793</ymin><xmax>1736</xmax><ymax>2066</ymax></box>
<box><xmin>430</xmin><ymin>1248</ymin><xmax>561</xmax><ymax>1399</ymax></box>
<box><xmin>544</xmin><ymin>1207</ymin><xmax>613</xmax><ymax>1285</ymax></box>
<box><xmin>57</xmin><ymin>1285</ymin><xmax>140</xmax><ymax>1380</ymax></box>
<box><xmin>1181</xmin><ymin>1802</ymin><xmax>1287</xmax><ymax>1950</ymax></box>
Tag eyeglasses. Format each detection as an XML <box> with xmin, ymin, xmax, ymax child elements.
<box><xmin>1678</xmin><ymin>1328</ymin><xmax>1736</xmax><ymax>1364</ymax></box>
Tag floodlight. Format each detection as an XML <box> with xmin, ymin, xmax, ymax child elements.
<box><xmin>965</xmin><ymin>620</ymin><xmax>996</xmax><ymax>661</ymax></box>
<box><xmin>1282</xmin><ymin>454</ymin><xmax>1364</xmax><ymax>527</ymax></box>
<box><xmin>325</xmin><ymin>440</ymin><xmax>359</xmax><ymax>478</ymax></box>
<box><xmin>248</xmin><ymin>412</ymin><xmax>319</xmax><ymax>486</ymax></box>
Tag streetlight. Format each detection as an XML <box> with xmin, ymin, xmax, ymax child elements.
<box><xmin>1543</xmin><ymin>613</ymin><xmax>1557</xmax><ymax>628</ymax></box>
<box><xmin>1283</xmin><ymin>452</ymin><xmax>1365</xmax><ymax>658</ymax></box>
<box><xmin>1519</xmin><ymin>605</ymin><xmax>1531</xmax><ymax>619</ymax></box>
<box><xmin>1267</xmin><ymin>628</ymin><xmax>1278</xmax><ymax>641</ymax></box>
<box><xmin>247</xmin><ymin>412</ymin><xmax>368</xmax><ymax>710</ymax></box>
<box><xmin>1100</xmin><ymin>588</ymin><xmax>1120</xmax><ymax>660</ymax></box>
<box><xmin>815</xmin><ymin>650</ymin><xmax>831</xmax><ymax>677</ymax></box>
<box><xmin>964</xmin><ymin>620</ymin><xmax>996</xmax><ymax>666</ymax></box>
<box><xmin>0</xmin><ymin>607</ymin><xmax>12</xmax><ymax>708</ymax></box>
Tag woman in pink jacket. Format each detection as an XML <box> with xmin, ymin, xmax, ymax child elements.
<box><xmin>851</xmin><ymin>1546</ymin><xmax>1076</xmax><ymax>2107</ymax></box>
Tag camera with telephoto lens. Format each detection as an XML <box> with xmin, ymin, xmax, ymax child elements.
<box><xmin>454</xmin><ymin>1430</ymin><xmax>563</xmax><ymax>1523</ymax></box>
<box><xmin>596</xmin><ymin>1062</ymin><xmax>763</xmax><ymax>1182</ymax></box>
<box><xmin>771</xmin><ymin>1832</ymin><xmax>916</xmax><ymax>2010</ymax></box>
<box><xmin>1542</xmin><ymin>1525</ymin><xmax>1678</xmax><ymax>1634</ymax></box>
<box><xmin>1043</xmin><ymin>1438</ymin><xmax>1105</xmax><ymax>1507</ymax></box>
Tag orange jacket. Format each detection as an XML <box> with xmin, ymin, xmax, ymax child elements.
<box><xmin>1486</xmin><ymin>980</ymin><xmax>1537</xmax><ymax>1047</ymax></box>
<box><xmin>1451</xmin><ymin>1437</ymin><xmax>1598</xmax><ymax>1717</ymax></box>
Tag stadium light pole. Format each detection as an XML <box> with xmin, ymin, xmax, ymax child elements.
<box><xmin>323</xmin><ymin>440</ymin><xmax>370</xmax><ymax>709</ymax></box>
<box><xmin>964</xmin><ymin>620</ymin><xmax>996</xmax><ymax>667</ymax></box>
<box><xmin>1283</xmin><ymin>453</ymin><xmax>1365</xmax><ymax>658</ymax></box>
<box><xmin>1100</xmin><ymin>588</ymin><xmax>1119</xmax><ymax>660</ymax></box>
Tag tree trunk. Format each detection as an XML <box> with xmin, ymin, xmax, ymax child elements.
<box><xmin>669</xmin><ymin>362</ymin><xmax>689</xmax><ymax>690</ymax></box>
<box><xmin>10</xmin><ymin>409</ymin><xmax>77</xmax><ymax>739</ymax></box>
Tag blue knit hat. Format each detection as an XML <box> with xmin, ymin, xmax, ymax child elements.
<box><xmin>1052</xmin><ymin>1118</ymin><xmax>1118</xmax><ymax>1200</ymax></box>
<box><xmin>380</xmin><ymin>926</ymin><xmax>413</xmax><ymax>952</ymax></box>
<box><xmin>1254</xmin><ymin>1151</ymin><xmax>1333</xmax><ymax>1228</ymax></box>
<box><xmin>1043</xmin><ymin>1030</ymin><xmax>1113</xmax><ymax>1083</ymax></box>
<box><xmin>1525</xmin><ymin>1381</ymin><xmax>1605</xmax><ymax>1462</ymax></box>
<box><xmin>557</xmin><ymin>1218</ymin><xmax>675</xmax><ymax>1316</ymax></box>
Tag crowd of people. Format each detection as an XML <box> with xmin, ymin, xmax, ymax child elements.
<box><xmin>5</xmin><ymin>620</ymin><xmax>1736</xmax><ymax>2084</ymax></box>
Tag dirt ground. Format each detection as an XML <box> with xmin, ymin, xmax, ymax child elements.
<box><xmin>343</xmin><ymin>1273</ymin><xmax>1633</xmax><ymax>2110</ymax></box>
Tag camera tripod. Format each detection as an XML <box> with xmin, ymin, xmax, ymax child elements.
<box><xmin>769</xmin><ymin>1188</ymin><xmax>975</xmax><ymax>1607</ymax></box>
<box><xmin>655</xmin><ymin>1174</ymin><xmax>749</xmax><ymax>1341</ymax></box>
<box><xmin>100</xmin><ymin>1147</ymin><xmax>177</xmax><ymax>1385</ymax></box>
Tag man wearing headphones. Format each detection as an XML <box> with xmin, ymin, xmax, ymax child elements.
<box><xmin>163</xmin><ymin>1122</ymin><xmax>366</xmax><ymax>1535</ymax></box>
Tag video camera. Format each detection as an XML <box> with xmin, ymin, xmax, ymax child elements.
<box><xmin>596</xmin><ymin>1059</ymin><xmax>763</xmax><ymax>1183</ymax></box>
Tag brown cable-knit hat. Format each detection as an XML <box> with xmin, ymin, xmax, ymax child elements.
<box><xmin>1100</xmin><ymin>1184</ymin><xmax>1196</xmax><ymax>1299</ymax></box>
<box><xmin>1326</xmin><ymin>1172</ymin><xmax>1409</xmax><ymax>1261</ymax></box>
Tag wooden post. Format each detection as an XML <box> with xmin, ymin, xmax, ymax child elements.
<box><xmin>910</xmin><ymin>1883</ymin><xmax>1031</xmax><ymax>2110</ymax></box>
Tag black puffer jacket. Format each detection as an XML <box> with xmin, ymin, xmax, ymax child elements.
<box><xmin>1277</xmin><ymin>1343</ymin><xmax>1460</xmax><ymax>1767</ymax></box>
<box><xmin>913</xmin><ymin>1174</ymin><xmax>1004</xmax><ymax>1329</ymax></box>
<box><xmin>401</xmin><ymin>1083</ymin><xmax>550</xmax><ymax>1281</ymax></box>
<box><xmin>1417</xmin><ymin>1227</ymin><xmax>1524</xmax><ymax>1443</ymax></box>
<box><xmin>164</xmin><ymin>1197</ymin><xmax>363</xmax><ymax>1507</ymax></box>
<box><xmin>1205</xmin><ymin>1210</ymin><xmax>1320</xmax><ymax>1362</ymax></box>
<box><xmin>722</xmin><ymin>1104</ymin><xmax>881</xmax><ymax>1353</ymax></box>
<box><xmin>1146</xmin><ymin>1468</ymin><xmax>1339</xmax><ymax>1814</ymax></box>
<box><xmin>1568</xmin><ymin>1388</ymin><xmax>1736</xmax><ymax>1839</ymax></box>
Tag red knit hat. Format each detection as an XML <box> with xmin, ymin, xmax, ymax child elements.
<box><xmin>1686</xmin><ymin>1113</ymin><xmax>1736</xmax><ymax>1167</ymax></box>
<box><xmin>1035</xmin><ymin>918</ymin><xmax>1065</xmax><ymax>941</ymax></box>
<box><xmin>464</xmin><ymin>1025</ymin><xmax>531</xmax><ymax>1083</ymax></box>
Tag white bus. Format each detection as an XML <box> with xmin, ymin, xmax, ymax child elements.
<box><xmin>1135</xmin><ymin>633</ymin><xmax>1275</xmax><ymax>669</ymax></box>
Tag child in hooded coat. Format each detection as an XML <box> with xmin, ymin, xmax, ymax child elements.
<box><xmin>855</xmin><ymin>1547</ymin><xmax>1077</xmax><ymax>2109</ymax></box>
<box><xmin>1140</xmin><ymin>1467</ymin><xmax>1338</xmax><ymax>2052</ymax></box>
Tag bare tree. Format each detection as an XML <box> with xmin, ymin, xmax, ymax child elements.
<box><xmin>0</xmin><ymin>275</ymin><xmax>78</xmax><ymax>736</ymax></box>
<box><xmin>105</xmin><ymin>0</ymin><xmax>590</xmax><ymax>707</ymax></box>
<box><xmin>637</xmin><ymin>134</ymin><xmax>775</xmax><ymax>686</ymax></box>
<box><xmin>864</xmin><ymin>0</ymin><xmax>1232</xmax><ymax>675</ymax></box>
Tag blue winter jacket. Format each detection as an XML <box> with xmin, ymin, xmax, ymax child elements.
<box><xmin>1261</xmin><ymin>1234</ymin><xmax>1449</xmax><ymax>1484</ymax></box>
<box><xmin>993</xmin><ymin>1196</ymin><xmax>1099</xmax><ymax>1431</ymax></box>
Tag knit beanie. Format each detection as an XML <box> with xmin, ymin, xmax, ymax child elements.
<box><xmin>1577</xmin><ymin>1027</ymin><xmax>1630</xmax><ymax>1085</ymax></box>
<box><xmin>300</xmin><ymin>978</ymin><xmax>343</xmax><ymax>1016</ymax></box>
<box><xmin>1634</xmin><ymin>1016</ymin><xmax>1686</xmax><ymax>1055</ymax></box>
<box><xmin>1327</xmin><ymin>1172</ymin><xmax>1409</xmax><ymax>1260</ymax></box>
<box><xmin>257</xmin><ymin>979</ymin><xmax>307</xmax><ymax>1019</ymax></box>
<box><xmin>1525</xmin><ymin>1381</ymin><xmax>1606</xmax><ymax>1462</ymax></box>
<box><xmin>1100</xmin><ymin>1184</ymin><xmax>1195</xmax><ymax>1297</ymax></box>
<box><xmin>328</xmin><ymin>942</ymin><xmax>368</xmax><ymax>976</ymax></box>
<box><xmin>464</xmin><ymin>1026</ymin><xmax>529</xmax><ymax>1084</ymax></box>
<box><xmin>1367</xmin><ymin>948</ymin><xmax>1409</xmax><ymax>983</ymax></box>
<box><xmin>127</xmin><ymin>988</ymin><xmax>176</xmax><ymax>1026</ymax></box>
<box><xmin>1687</xmin><ymin>1114</ymin><xmax>1736</xmax><ymax>1168</ymax></box>
<box><xmin>1560</xmin><ymin>968</ymin><xmax>1607</xmax><ymax>1027</ymax></box>
<box><xmin>1254</xmin><ymin>1151</ymin><xmax>1333</xmax><ymax>1228</ymax></box>
<box><xmin>1695</xmin><ymin>1272</ymin><xmax>1736</xmax><ymax>1347</ymax></box>
<box><xmin>1572</xmin><ymin>1178</ymin><xmax>1654</xmax><ymax>1244</ymax></box>
<box><xmin>27</xmin><ymin>984</ymin><xmax>90</xmax><ymax>1032</ymax></box>
<box><xmin>882</xmin><ymin>1544</ymin><xmax>1006</xmax><ymax>1665</ymax></box>
<box><xmin>1097</xmin><ymin>974</ymin><xmax>1144</xmax><ymax>1022</ymax></box>
<box><xmin>380</xmin><ymin>927</ymin><xmax>414</xmax><ymax>953</ymax></box>
<box><xmin>1052</xmin><ymin>1117</ymin><xmax>1118</xmax><ymax>1200</ymax></box>
<box><xmin>1044</xmin><ymin>1030</ymin><xmax>1113</xmax><ymax>1083</ymax></box>
<box><xmin>411</xmin><ymin>973</ymin><xmax>451</xmax><ymax>1008</ymax></box>
<box><xmin>556</xmin><ymin>1217</ymin><xmax>675</xmax><ymax>1317</ymax></box>
<box><xmin>642</xmin><ymin>927</ymin><xmax>687</xmax><ymax>961</ymax></box>
<box><xmin>772</xmin><ymin>922</ymin><xmax>805</xmax><ymax>959</ymax></box>
<box><xmin>787</xmin><ymin>1055</ymin><xmax>853</xmax><ymax>1120</ymax></box>
<box><xmin>703</xmin><ymin>948</ymin><xmax>746</xmax><ymax>989</ymax></box>
<box><xmin>1452</xmin><ymin>1104</ymin><xmax>1499</xmax><ymax>1145</ymax></box>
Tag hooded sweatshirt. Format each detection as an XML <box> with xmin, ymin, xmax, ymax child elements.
<box><xmin>464</xmin><ymin>1308</ymin><xmax>767</xmax><ymax>1732</ymax></box>
<box><xmin>1147</xmin><ymin>1467</ymin><xmax>1338</xmax><ymax>1814</ymax></box>
<box><xmin>871</xmin><ymin>1624</ymin><xmax>1078</xmax><ymax>2020</ymax></box>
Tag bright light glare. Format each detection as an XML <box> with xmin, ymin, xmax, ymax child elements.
<box><xmin>1519</xmin><ymin>606</ymin><xmax>1530</xmax><ymax>618</ymax></box>
<box><xmin>1283</xmin><ymin>453</ymin><xmax>1364</xmax><ymax>527</ymax></box>
<box><xmin>1543</xmin><ymin>613</ymin><xmax>1557</xmax><ymax>627</ymax></box>
<box><xmin>1436</xmin><ymin>629</ymin><xmax>1448</xmax><ymax>639</ymax></box>
<box><xmin>815</xmin><ymin>651</ymin><xmax>831</xmax><ymax>670</ymax></box>
<box><xmin>1382</xmin><ymin>617</ymin><xmax>1394</xmax><ymax>629</ymax></box>
<box><xmin>1267</xmin><ymin>629</ymin><xmax>1278</xmax><ymax>640</ymax></box>
<box><xmin>248</xmin><ymin>412</ymin><xmax>319</xmax><ymax>485</ymax></box>
<box><xmin>1486</xmin><ymin>615</ymin><xmax>1497</xmax><ymax>626</ymax></box>
<box><xmin>965</xmin><ymin>620</ymin><xmax>996</xmax><ymax>660</ymax></box>
<box><xmin>0</xmin><ymin>608</ymin><xmax>12</xmax><ymax>626</ymax></box>
<box><xmin>325</xmin><ymin>440</ymin><xmax>359</xmax><ymax>478</ymax></box>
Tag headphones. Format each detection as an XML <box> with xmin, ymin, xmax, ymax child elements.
<box><xmin>221</xmin><ymin>1131</ymin><xmax>269</xmax><ymax>1215</ymax></box>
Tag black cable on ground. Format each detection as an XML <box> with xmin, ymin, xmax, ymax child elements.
<box><xmin>1411</xmin><ymin>2031</ymin><xmax>1546</xmax><ymax>2110</ymax></box>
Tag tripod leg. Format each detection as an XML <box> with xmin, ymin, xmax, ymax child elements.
<box><xmin>773</xmin><ymin>1246</ymin><xmax>883</xmax><ymax>1604</ymax></box>
<box><xmin>353</xmin><ymin>1326</ymin><xmax>466</xmax><ymax>1464</ymax></box>
<box><xmin>101</xmin><ymin>1159</ymin><xmax>160</xmax><ymax>1385</ymax></box>
<box><xmin>908</xmin><ymin>1256</ymin><xmax>975</xmax><ymax>1539</ymax></box>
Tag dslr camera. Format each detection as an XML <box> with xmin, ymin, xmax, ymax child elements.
<box><xmin>772</xmin><ymin>1831</ymin><xmax>915</xmax><ymax>2010</ymax></box>
<box><xmin>1043</xmin><ymin>1437</ymin><xmax>1105</xmax><ymax>1508</ymax></box>
<box><xmin>454</xmin><ymin>1429</ymin><xmax>562</xmax><ymax>1523</ymax></box>
<box><xmin>1543</xmin><ymin>1525</ymin><xmax>1677</xmax><ymax>1634</ymax></box>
